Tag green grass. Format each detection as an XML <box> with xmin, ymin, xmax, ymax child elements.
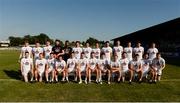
<box><xmin>0</xmin><ymin>50</ymin><xmax>180</xmax><ymax>102</ymax></box>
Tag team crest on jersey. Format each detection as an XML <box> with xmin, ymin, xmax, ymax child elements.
<box><xmin>81</xmin><ymin>62</ymin><xmax>85</xmax><ymax>66</ymax></box>
<box><xmin>152</xmin><ymin>51</ymin><xmax>155</xmax><ymax>54</ymax></box>
<box><xmin>127</xmin><ymin>50</ymin><xmax>131</xmax><ymax>53</ymax></box>
<box><xmin>106</xmin><ymin>50</ymin><xmax>109</xmax><ymax>53</ymax></box>
<box><xmin>85</xmin><ymin>51</ymin><xmax>89</xmax><ymax>53</ymax></box>
<box><xmin>157</xmin><ymin>61</ymin><xmax>160</xmax><ymax>66</ymax></box>
<box><xmin>25</xmin><ymin>62</ymin><xmax>29</xmax><ymax>65</ymax></box>
<box><xmin>96</xmin><ymin>51</ymin><xmax>99</xmax><ymax>54</ymax></box>
<box><xmin>55</xmin><ymin>49</ymin><xmax>60</xmax><ymax>52</ymax></box>
<box><xmin>75</xmin><ymin>51</ymin><xmax>79</xmax><ymax>54</ymax></box>
<box><xmin>46</xmin><ymin>49</ymin><xmax>50</xmax><ymax>53</ymax></box>
<box><xmin>71</xmin><ymin>62</ymin><xmax>74</xmax><ymax>65</ymax></box>
<box><xmin>123</xmin><ymin>62</ymin><xmax>126</xmax><ymax>65</ymax></box>
<box><xmin>35</xmin><ymin>50</ymin><xmax>39</xmax><ymax>54</ymax></box>
<box><xmin>91</xmin><ymin>62</ymin><xmax>95</xmax><ymax>65</ymax></box>
<box><xmin>39</xmin><ymin>63</ymin><xmax>43</xmax><ymax>66</ymax></box>
<box><xmin>138</xmin><ymin>50</ymin><xmax>141</xmax><ymax>53</ymax></box>
<box><xmin>117</xmin><ymin>49</ymin><xmax>120</xmax><ymax>52</ymax></box>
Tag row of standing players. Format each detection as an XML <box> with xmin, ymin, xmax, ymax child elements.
<box><xmin>20</xmin><ymin>40</ymin><xmax>165</xmax><ymax>84</ymax></box>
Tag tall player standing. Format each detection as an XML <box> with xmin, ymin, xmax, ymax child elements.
<box><xmin>124</xmin><ymin>42</ymin><xmax>133</xmax><ymax>61</ymax></box>
<box><xmin>73</xmin><ymin>41</ymin><xmax>82</xmax><ymax>59</ymax></box>
<box><xmin>113</xmin><ymin>40</ymin><xmax>123</xmax><ymax>61</ymax></box>
<box><xmin>147</xmin><ymin>43</ymin><xmax>158</xmax><ymax>61</ymax></box>
<box><xmin>52</xmin><ymin>40</ymin><xmax>64</xmax><ymax>59</ymax></box>
<box><xmin>92</xmin><ymin>42</ymin><xmax>101</xmax><ymax>59</ymax></box>
<box><xmin>83</xmin><ymin>42</ymin><xmax>92</xmax><ymax>59</ymax></box>
<box><xmin>133</xmin><ymin>42</ymin><xmax>144</xmax><ymax>60</ymax></box>
<box><xmin>43</xmin><ymin>40</ymin><xmax>52</xmax><ymax>60</ymax></box>
<box><xmin>102</xmin><ymin>41</ymin><xmax>112</xmax><ymax>62</ymax></box>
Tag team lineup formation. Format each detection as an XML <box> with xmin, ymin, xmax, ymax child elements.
<box><xmin>20</xmin><ymin>40</ymin><xmax>165</xmax><ymax>84</ymax></box>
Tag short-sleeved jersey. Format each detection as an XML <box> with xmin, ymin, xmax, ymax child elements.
<box><xmin>21</xmin><ymin>57</ymin><xmax>33</xmax><ymax>70</ymax></box>
<box><xmin>55</xmin><ymin>60</ymin><xmax>66</xmax><ymax>69</ymax></box>
<box><xmin>141</xmin><ymin>59</ymin><xmax>151</xmax><ymax>71</ymax></box>
<box><xmin>102</xmin><ymin>47</ymin><xmax>112</xmax><ymax>61</ymax></box>
<box><xmin>130</xmin><ymin>60</ymin><xmax>142</xmax><ymax>70</ymax></box>
<box><xmin>111</xmin><ymin>60</ymin><xmax>121</xmax><ymax>68</ymax></box>
<box><xmin>147</xmin><ymin>48</ymin><xmax>158</xmax><ymax>60</ymax></box>
<box><xmin>83</xmin><ymin>47</ymin><xmax>92</xmax><ymax>59</ymax></box>
<box><xmin>35</xmin><ymin>58</ymin><xmax>47</xmax><ymax>70</ymax></box>
<box><xmin>113</xmin><ymin>46</ymin><xmax>123</xmax><ymax>60</ymax></box>
<box><xmin>78</xmin><ymin>58</ymin><xmax>88</xmax><ymax>69</ymax></box>
<box><xmin>21</xmin><ymin>46</ymin><xmax>32</xmax><ymax>58</ymax></box>
<box><xmin>43</xmin><ymin>45</ymin><xmax>52</xmax><ymax>59</ymax></box>
<box><xmin>52</xmin><ymin>45</ymin><xmax>63</xmax><ymax>55</ymax></box>
<box><xmin>152</xmin><ymin>57</ymin><xmax>165</xmax><ymax>69</ymax></box>
<box><xmin>133</xmin><ymin>47</ymin><xmax>144</xmax><ymax>60</ymax></box>
<box><xmin>32</xmin><ymin>47</ymin><xmax>43</xmax><ymax>59</ymax></box>
<box><xmin>89</xmin><ymin>58</ymin><xmax>98</xmax><ymax>69</ymax></box>
<box><xmin>124</xmin><ymin>47</ymin><xmax>133</xmax><ymax>61</ymax></box>
<box><xmin>98</xmin><ymin>58</ymin><xmax>110</xmax><ymax>69</ymax></box>
<box><xmin>120</xmin><ymin>58</ymin><xmax>129</xmax><ymax>71</ymax></box>
<box><xmin>47</xmin><ymin>58</ymin><xmax>55</xmax><ymax>69</ymax></box>
<box><xmin>92</xmin><ymin>48</ymin><xmax>101</xmax><ymax>59</ymax></box>
<box><xmin>67</xmin><ymin>58</ymin><xmax>78</xmax><ymax>69</ymax></box>
<box><xmin>73</xmin><ymin>47</ymin><xmax>82</xmax><ymax>59</ymax></box>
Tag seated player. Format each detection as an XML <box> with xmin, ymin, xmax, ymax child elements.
<box><xmin>109</xmin><ymin>54</ymin><xmax>121</xmax><ymax>84</ymax></box>
<box><xmin>76</xmin><ymin>52</ymin><xmax>89</xmax><ymax>84</ymax></box>
<box><xmin>129</xmin><ymin>54</ymin><xmax>143</xmax><ymax>83</ymax></box>
<box><xmin>120</xmin><ymin>52</ymin><xmax>132</xmax><ymax>83</ymax></box>
<box><xmin>35</xmin><ymin>53</ymin><xmax>47</xmax><ymax>82</ymax></box>
<box><xmin>141</xmin><ymin>53</ymin><xmax>151</xmax><ymax>80</ymax></box>
<box><xmin>87</xmin><ymin>52</ymin><xmax>99</xmax><ymax>84</ymax></box>
<box><xmin>97</xmin><ymin>53</ymin><xmax>111</xmax><ymax>84</ymax></box>
<box><xmin>150</xmin><ymin>53</ymin><xmax>165</xmax><ymax>83</ymax></box>
<box><xmin>45</xmin><ymin>53</ymin><xmax>55</xmax><ymax>83</ymax></box>
<box><xmin>54</xmin><ymin>55</ymin><xmax>66</xmax><ymax>82</ymax></box>
<box><xmin>20</xmin><ymin>52</ymin><xmax>33</xmax><ymax>82</ymax></box>
<box><xmin>66</xmin><ymin>52</ymin><xmax>78</xmax><ymax>82</ymax></box>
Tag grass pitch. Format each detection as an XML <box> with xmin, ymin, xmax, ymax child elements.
<box><xmin>0</xmin><ymin>50</ymin><xmax>179</xmax><ymax>102</ymax></box>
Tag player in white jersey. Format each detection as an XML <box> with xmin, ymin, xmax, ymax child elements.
<box><xmin>129</xmin><ymin>54</ymin><xmax>143</xmax><ymax>83</ymax></box>
<box><xmin>32</xmin><ymin>42</ymin><xmax>43</xmax><ymax>61</ymax></box>
<box><xmin>72</xmin><ymin>41</ymin><xmax>82</xmax><ymax>59</ymax></box>
<box><xmin>124</xmin><ymin>42</ymin><xmax>133</xmax><ymax>61</ymax></box>
<box><xmin>133</xmin><ymin>42</ymin><xmax>144</xmax><ymax>60</ymax></box>
<box><xmin>19</xmin><ymin>41</ymin><xmax>33</xmax><ymax>60</ymax></box>
<box><xmin>150</xmin><ymin>53</ymin><xmax>165</xmax><ymax>83</ymax></box>
<box><xmin>45</xmin><ymin>53</ymin><xmax>55</xmax><ymax>83</ymax></box>
<box><xmin>120</xmin><ymin>52</ymin><xmax>132</xmax><ymax>83</ymax></box>
<box><xmin>92</xmin><ymin>42</ymin><xmax>101</xmax><ymax>59</ymax></box>
<box><xmin>141</xmin><ymin>53</ymin><xmax>151</xmax><ymax>79</ymax></box>
<box><xmin>113</xmin><ymin>40</ymin><xmax>123</xmax><ymax>61</ymax></box>
<box><xmin>66</xmin><ymin>52</ymin><xmax>78</xmax><ymax>82</ymax></box>
<box><xmin>109</xmin><ymin>55</ymin><xmax>121</xmax><ymax>84</ymax></box>
<box><xmin>35</xmin><ymin>53</ymin><xmax>47</xmax><ymax>82</ymax></box>
<box><xmin>87</xmin><ymin>52</ymin><xmax>99</xmax><ymax>84</ymax></box>
<box><xmin>83</xmin><ymin>42</ymin><xmax>92</xmax><ymax>59</ymax></box>
<box><xmin>43</xmin><ymin>40</ymin><xmax>52</xmax><ymax>60</ymax></box>
<box><xmin>97</xmin><ymin>53</ymin><xmax>111</xmax><ymax>84</ymax></box>
<box><xmin>76</xmin><ymin>52</ymin><xmax>89</xmax><ymax>84</ymax></box>
<box><xmin>147</xmin><ymin>43</ymin><xmax>158</xmax><ymax>60</ymax></box>
<box><xmin>20</xmin><ymin>52</ymin><xmax>33</xmax><ymax>82</ymax></box>
<box><xmin>102</xmin><ymin>41</ymin><xmax>112</xmax><ymax>61</ymax></box>
<box><xmin>54</xmin><ymin>55</ymin><xmax>66</xmax><ymax>82</ymax></box>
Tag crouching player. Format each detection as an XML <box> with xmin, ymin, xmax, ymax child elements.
<box><xmin>35</xmin><ymin>53</ymin><xmax>47</xmax><ymax>82</ymax></box>
<box><xmin>97</xmin><ymin>53</ymin><xmax>111</xmax><ymax>84</ymax></box>
<box><xmin>66</xmin><ymin>52</ymin><xmax>78</xmax><ymax>82</ymax></box>
<box><xmin>54</xmin><ymin>55</ymin><xmax>66</xmax><ymax>82</ymax></box>
<box><xmin>109</xmin><ymin>55</ymin><xmax>121</xmax><ymax>84</ymax></box>
<box><xmin>76</xmin><ymin>52</ymin><xmax>89</xmax><ymax>84</ymax></box>
<box><xmin>150</xmin><ymin>53</ymin><xmax>165</xmax><ymax>83</ymax></box>
<box><xmin>20</xmin><ymin>52</ymin><xmax>33</xmax><ymax>82</ymax></box>
<box><xmin>120</xmin><ymin>52</ymin><xmax>133</xmax><ymax>83</ymax></box>
<box><xmin>45</xmin><ymin>53</ymin><xmax>55</xmax><ymax>83</ymax></box>
<box><xmin>87</xmin><ymin>52</ymin><xmax>99</xmax><ymax>84</ymax></box>
<box><xmin>129</xmin><ymin>54</ymin><xmax>143</xmax><ymax>83</ymax></box>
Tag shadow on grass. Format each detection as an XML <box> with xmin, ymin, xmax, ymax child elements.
<box><xmin>3</xmin><ymin>70</ymin><xmax>22</xmax><ymax>80</ymax></box>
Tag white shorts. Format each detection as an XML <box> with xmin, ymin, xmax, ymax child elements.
<box><xmin>80</xmin><ymin>66</ymin><xmax>86</xmax><ymax>72</ymax></box>
<box><xmin>48</xmin><ymin>67</ymin><xmax>54</xmax><ymax>72</ymax></box>
<box><xmin>22</xmin><ymin>68</ymin><xmax>31</xmax><ymax>76</ymax></box>
<box><xmin>38</xmin><ymin>68</ymin><xmax>45</xmax><ymax>76</ymax></box>
<box><xmin>89</xmin><ymin>66</ymin><xmax>96</xmax><ymax>70</ymax></box>
<box><xmin>154</xmin><ymin>67</ymin><xmax>162</xmax><ymax>75</ymax></box>
<box><xmin>68</xmin><ymin>68</ymin><xmax>75</xmax><ymax>73</ymax></box>
<box><xmin>57</xmin><ymin>68</ymin><xmax>64</xmax><ymax>73</ymax></box>
<box><xmin>122</xmin><ymin>68</ymin><xmax>129</xmax><ymax>76</ymax></box>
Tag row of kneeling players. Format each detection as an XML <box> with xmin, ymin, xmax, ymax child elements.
<box><xmin>21</xmin><ymin>50</ymin><xmax>165</xmax><ymax>84</ymax></box>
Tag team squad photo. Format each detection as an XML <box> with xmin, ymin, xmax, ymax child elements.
<box><xmin>20</xmin><ymin>40</ymin><xmax>165</xmax><ymax>84</ymax></box>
